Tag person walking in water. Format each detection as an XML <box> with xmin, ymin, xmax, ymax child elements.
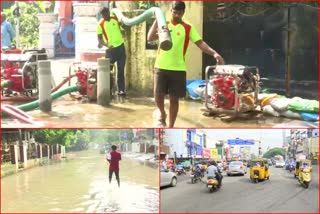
<box><xmin>106</xmin><ymin>145</ymin><xmax>122</xmax><ymax>187</ymax></box>
<box><xmin>147</xmin><ymin>1</ymin><xmax>225</xmax><ymax>127</ymax></box>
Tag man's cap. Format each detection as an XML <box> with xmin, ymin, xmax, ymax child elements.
<box><xmin>172</xmin><ymin>1</ymin><xmax>186</xmax><ymax>10</ymax></box>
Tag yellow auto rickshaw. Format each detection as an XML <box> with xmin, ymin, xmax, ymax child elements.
<box><xmin>249</xmin><ymin>158</ymin><xmax>270</xmax><ymax>183</ymax></box>
<box><xmin>294</xmin><ymin>159</ymin><xmax>312</xmax><ymax>178</ymax></box>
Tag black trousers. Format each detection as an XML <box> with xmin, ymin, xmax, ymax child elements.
<box><xmin>105</xmin><ymin>43</ymin><xmax>126</xmax><ymax>93</ymax></box>
<box><xmin>109</xmin><ymin>169</ymin><xmax>120</xmax><ymax>181</ymax></box>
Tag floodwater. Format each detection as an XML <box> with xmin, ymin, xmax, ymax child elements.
<box><xmin>3</xmin><ymin>96</ymin><xmax>317</xmax><ymax>128</ymax></box>
<box><xmin>2</xmin><ymin>58</ymin><xmax>317</xmax><ymax>128</ymax></box>
<box><xmin>1</xmin><ymin>150</ymin><xmax>159</xmax><ymax>213</ymax></box>
<box><xmin>17</xmin><ymin>97</ymin><xmax>317</xmax><ymax>128</ymax></box>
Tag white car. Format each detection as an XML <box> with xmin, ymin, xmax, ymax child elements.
<box><xmin>160</xmin><ymin>168</ymin><xmax>177</xmax><ymax>188</ymax></box>
<box><xmin>275</xmin><ymin>161</ymin><xmax>285</xmax><ymax>168</ymax></box>
<box><xmin>226</xmin><ymin>161</ymin><xmax>247</xmax><ymax>176</ymax></box>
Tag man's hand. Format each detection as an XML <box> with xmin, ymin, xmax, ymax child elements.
<box><xmin>107</xmin><ymin>45</ymin><xmax>114</xmax><ymax>50</ymax></box>
<box><xmin>214</xmin><ymin>53</ymin><xmax>225</xmax><ymax>65</ymax></box>
<box><xmin>98</xmin><ymin>43</ymin><xmax>103</xmax><ymax>49</ymax></box>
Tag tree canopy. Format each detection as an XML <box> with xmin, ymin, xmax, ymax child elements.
<box><xmin>263</xmin><ymin>148</ymin><xmax>285</xmax><ymax>159</ymax></box>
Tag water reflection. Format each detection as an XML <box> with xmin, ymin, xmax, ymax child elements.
<box><xmin>20</xmin><ymin>97</ymin><xmax>306</xmax><ymax>128</ymax></box>
<box><xmin>1</xmin><ymin>151</ymin><xmax>159</xmax><ymax>213</ymax></box>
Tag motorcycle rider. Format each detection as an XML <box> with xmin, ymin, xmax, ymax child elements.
<box><xmin>206</xmin><ymin>160</ymin><xmax>222</xmax><ymax>188</ymax></box>
<box><xmin>289</xmin><ymin>160</ymin><xmax>295</xmax><ymax>172</ymax></box>
<box><xmin>193</xmin><ymin>164</ymin><xmax>202</xmax><ymax>178</ymax></box>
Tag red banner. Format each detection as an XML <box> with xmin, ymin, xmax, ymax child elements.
<box><xmin>202</xmin><ymin>148</ymin><xmax>211</xmax><ymax>158</ymax></box>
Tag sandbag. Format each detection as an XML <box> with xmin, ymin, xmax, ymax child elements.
<box><xmin>270</xmin><ymin>98</ymin><xmax>293</xmax><ymax>112</ymax></box>
<box><xmin>280</xmin><ymin>110</ymin><xmax>301</xmax><ymax>119</ymax></box>
<box><xmin>263</xmin><ymin>105</ymin><xmax>280</xmax><ymax>117</ymax></box>
<box><xmin>288</xmin><ymin>99</ymin><xmax>319</xmax><ymax>113</ymax></box>
<box><xmin>259</xmin><ymin>94</ymin><xmax>281</xmax><ymax>107</ymax></box>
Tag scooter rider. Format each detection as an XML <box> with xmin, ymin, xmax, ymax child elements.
<box><xmin>212</xmin><ymin>161</ymin><xmax>223</xmax><ymax>187</ymax></box>
<box><xmin>206</xmin><ymin>160</ymin><xmax>222</xmax><ymax>187</ymax></box>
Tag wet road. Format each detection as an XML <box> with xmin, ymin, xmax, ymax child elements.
<box><xmin>3</xmin><ymin>97</ymin><xmax>315</xmax><ymax>128</ymax></box>
<box><xmin>1</xmin><ymin>150</ymin><xmax>159</xmax><ymax>213</ymax></box>
<box><xmin>161</xmin><ymin>166</ymin><xmax>319</xmax><ymax>213</ymax></box>
<box><xmin>2</xmin><ymin>58</ymin><xmax>318</xmax><ymax>128</ymax></box>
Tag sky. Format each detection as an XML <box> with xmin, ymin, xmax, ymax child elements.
<box><xmin>199</xmin><ymin>129</ymin><xmax>289</xmax><ymax>155</ymax></box>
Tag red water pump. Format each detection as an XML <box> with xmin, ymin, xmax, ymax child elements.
<box><xmin>204</xmin><ymin>65</ymin><xmax>261</xmax><ymax>114</ymax></box>
<box><xmin>70</xmin><ymin>63</ymin><xmax>98</xmax><ymax>101</ymax></box>
<box><xmin>2</xmin><ymin>61</ymin><xmax>32</xmax><ymax>93</ymax></box>
<box><xmin>211</xmin><ymin>76</ymin><xmax>236</xmax><ymax>109</ymax></box>
<box><xmin>71</xmin><ymin>62</ymin><xmax>115</xmax><ymax>101</ymax></box>
<box><xmin>1</xmin><ymin>49</ymin><xmax>48</xmax><ymax>97</ymax></box>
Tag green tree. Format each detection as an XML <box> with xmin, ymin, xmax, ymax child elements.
<box><xmin>134</xmin><ymin>1</ymin><xmax>157</xmax><ymax>10</ymax></box>
<box><xmin>263</xmin><ymin>148</ymin><xmax>285</xmax><ymax>159</ymax></box>
<box><xmin>33</xmin><ymin>129</ymin><xmax>78</xmax><ymax>147</ymax></box>
<box><xmin>88</xmin><ymin>129</ymin><xmax>135</xmax><ymax>146</ymax></box>
<box><xmin>71</xmin><ymin>130</ymin><xmax>91</xmax><ymax>150</ymax></box>
<box><xmin>4</xmin><ymin>2</ymin><xmax>40</xmax><ymax>49</ymax></box>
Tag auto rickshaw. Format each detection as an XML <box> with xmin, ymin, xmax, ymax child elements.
<box><xmin>294</xmin><ymin>159</ymin><xmax>312</xmax><ymax>188</ymax></box>
<box><xmin>249</xmin><ymin>158</ymin><xmax>270</xmax><ymax>183</ymax></box>
<box><xmin>294</xmin><ymin>159</ymin><xmax>312</xmax><ymax>177</ymax></box>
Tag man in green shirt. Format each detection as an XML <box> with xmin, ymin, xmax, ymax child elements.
<box><xmin>97</xmin><ymin>7</ymin><xmax>126</xmax><ymax>96</ymax></box>
<box><xmin>147</xmin><ymin>1</ymin><xmax>225</xmax><ymax>128</ymax></box>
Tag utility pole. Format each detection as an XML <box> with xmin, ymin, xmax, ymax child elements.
<box><xmin>14</xmin><ymin>1</ymin><xmax>20</xmax><ymax>47</ymax></box>
<box><xmin>258</xmin><ymin>140</ymin><xmax>262</xmax><ymax>158</ymax></box>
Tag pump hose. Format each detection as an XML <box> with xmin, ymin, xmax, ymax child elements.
<box><xmin>111</xmin><ymin>7</ymin><xmax>172</xmax><ymax>51</ymax></box>
<box><xmin>16</xmin><ymin>85</ymin><xmax>81</xmax><ymax>112</ymax></box>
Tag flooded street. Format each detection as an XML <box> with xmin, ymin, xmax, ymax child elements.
<box><xmin>1</xmin><ymin>150</ymin><xmax>159</xmax><ymax>213</ymax></box>
<box><xmin>2</xmin><ymin>58</ymin><xmax>317</xmax><ymax>128</ymax></box>
<box><xmin>3</xmin><ymin>96</ymin><xmax>313</xmax><ymax>128</ymax></box>
<box><xmin>23</xmin><ymin>97</ymin><xmax>314</xmax><ymax>128</ymax></box>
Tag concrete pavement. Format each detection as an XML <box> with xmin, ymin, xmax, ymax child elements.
<box><xmin>161</xmin><ymin>166</ymin><xmax>319</xmax><ymax>213</ymax></box>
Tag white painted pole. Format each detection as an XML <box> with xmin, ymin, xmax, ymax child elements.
<box><xmin>97</xmin><ymin>58</ymin><xmax>110</xmax><ymax>106</ymax></box>
<box><xmin>38</xmin><ymin>60</ymin><xmax>52</xmax><ymax>112</ymax></box>
<box><xmin>15</xmin><ymin>1</ymin><xmax>20</xmax><ymax>47</ymax></box>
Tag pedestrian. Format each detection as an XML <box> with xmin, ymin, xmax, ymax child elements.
<box><xmin>106</xmin><ymin>145</ymin><xmax>122</xmax><ymax>187</ymax></box>
<box><xmin>147</xmin><ymin>1</ymin><xmax>225</xmax><ymax>127</ymax></box>
<box><xmin>162</xmin><ymin>159</ymin><xmax>167</xmax><ymax>170</ymax></box>
<box><xmin>97</xmin><ymin>7</ymin><xmax>127</xmax><ymax>97</ymax></box>
<box><xmin>1</xmin><ymin>12</ymin><xmax>16</xmax><ymax>48</ymax></box>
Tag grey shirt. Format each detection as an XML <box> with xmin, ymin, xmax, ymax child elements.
<box><xmin>206</xmin><ymin>165</ymin><xmax>218</xmax><ymax>177</ymax></box>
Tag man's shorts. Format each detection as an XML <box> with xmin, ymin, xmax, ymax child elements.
<box><xmin>154</xmin><ymin>68</ymin><xmax>186</xmax><ymax>98</ymax></box>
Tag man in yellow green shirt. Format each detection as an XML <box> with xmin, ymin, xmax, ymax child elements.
<box><xmin>147</xmin><ymin>1</ymin><xmax>225</xmax><ymax>128</ymax></box>
<box><xmin>97</xmin><ymin>7</ymin><xmax>126</xmax><ymax>96</ymax></box>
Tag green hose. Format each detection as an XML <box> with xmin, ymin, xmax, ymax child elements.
<box><xmin>17</xmin><ymin>85</ymin><xmax>81</xmax><ymax>112</ymax></box>
<box><xmin>111</xmin><ymin>7</ymin><xmax>172</xmax><ymax>51</ymax></box>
